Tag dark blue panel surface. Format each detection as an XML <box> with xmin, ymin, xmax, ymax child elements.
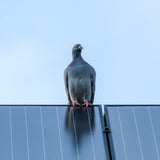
<box><xmin>0</xmin><ymin>105</ymin><xmax>109</xmax><ymax>160</ymax></box>
<box><xmin>105</xmin><ymin>105</ymin><xmax>160</xmax><ymax>160</ymax></box>
<box><xmin>26</xmin><ymin>107</ymin><xmax>45</xmax><ymax>160</ymax></box>
<box><xmin>40</xmin><ymin>107</ymin><xmax>62</xmax><ymax>160</ymax></box>
<box><xmin>0</xmin><ymin>107</ymin><xmax>12</xmax><ymax>160</ymax></box>
<box><xmin>11</xmin><ymin>107</ymin><xmax>28</xmax><ymax>160</ymax></box>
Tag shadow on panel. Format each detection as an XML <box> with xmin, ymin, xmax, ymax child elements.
<box><xmin>65</xmin><ymin>107</ymin><xmax>95</xmax><ymax>149</ymax></box>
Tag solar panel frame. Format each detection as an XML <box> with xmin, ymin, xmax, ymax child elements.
<box><xmin>104</xmin><ymin>106</ymin><xmax>116</xmax><ymax>160</ymax></box>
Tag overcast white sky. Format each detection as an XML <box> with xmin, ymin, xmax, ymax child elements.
<box><xmin>0</xmin><ymin>0</ymin><xmax>160</xmax><ymax>105</ymax></box>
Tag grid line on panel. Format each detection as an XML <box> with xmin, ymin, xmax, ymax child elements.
<box><xmin>117</xmin><ymin>107</ymin><xmax>127</xmax><ymax>160</ymax></box>
<box><xmin>132</xmin><ymin>108</ymin><xmax>144</xmax><ymax>160</ymax></box>
<box><xmin>24</xmin><ymin>108</ymin><xmax>30</xmax><ymax>160</ymax></box>
<box><xmin>87</xmin><ymin>109</ymin><xmax>96</xmax><ymax>160</ymax></box>
<box><xmin>40</xmin><ymin>107</ymin><xmax>46</xmax><ymax>160</ymax></box>
<box><xmin>56</xmin><ymin>107</ymin><xmax>64</xmax><ymax>160</ymax></box>
<box><xmin>9</xmin><ymin>108</ymin><xmax>14</xmax><ymax>160</ymax></box>
<box><xmin>72</xmin><ymin>109</ymin><xmax>80</xmax><ymax>160</ymax></box>
<box><xmin>148</xmin><ymin>107</ymin><xmax>160</xmax><ymax>160</ymax></box>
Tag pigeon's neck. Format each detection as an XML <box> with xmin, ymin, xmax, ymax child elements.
<box><xmin>72</xmin><ymin>51</ymin><xmax>83</xmax><ymax>60</ymax></box>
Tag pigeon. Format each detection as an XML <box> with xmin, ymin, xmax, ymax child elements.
<box><xmin>64</xmin><ymin>44</ymin><xmax>96</xmax><ymax>106</ymax></box>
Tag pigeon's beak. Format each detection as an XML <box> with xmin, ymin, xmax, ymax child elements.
<box><xmin>79</xmin><ymin>46</ymin><xmax>83</xmax><ymax>49</ymax></box>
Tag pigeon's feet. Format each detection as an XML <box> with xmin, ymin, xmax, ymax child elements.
<box><xmin>82</xmin><ymin>102</ymin><xmax>92</xmax><ymax>107</ymax></box>
<box><xmin>72</xmin><ymin>102</ymin><xmax>80</xmax><ymax>106</ymax></box>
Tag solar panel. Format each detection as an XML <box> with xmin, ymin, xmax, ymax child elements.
<box><xmin>0</xmin><ymin>105</ymin><xmax>109</xmax><ymax>160</ymax></box>
<box><xmin>104</xmin><ymin>105</ymin><xmax>160</xmax><ymax>160</ymax></box>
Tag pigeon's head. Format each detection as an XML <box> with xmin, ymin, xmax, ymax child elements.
<box><xmin>72</xmin><ymin>44</ymin><xmax>83</xmax><ymax>57</ymax></box>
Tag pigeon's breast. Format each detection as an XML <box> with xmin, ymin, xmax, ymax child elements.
<box><xmin>68</xmin><ymin>64</ymin><xmax>90</xmax><ymax>79</ymax></box>
<box><xmin>68</xmin><ymin>65</ymin><xmax>91</xmax><ymax>99</ymax></box>
<box><xmin>71</xmin><ymin>77</ymin><xmax>90</xmax><ymax>91</ymax></box>
<box><xmin>69</xmin><ymin>77</ymin><xmax>91</xmax><ymax>101</ymax></box>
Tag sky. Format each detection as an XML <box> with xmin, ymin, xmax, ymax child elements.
<box><xmin>0</xmin><ymin>0</ymin><xmax>160</xmax><ymax>105</ymax></box>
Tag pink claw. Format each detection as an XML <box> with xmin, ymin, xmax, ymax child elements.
<box><xmin>82</xmin><ymin>102</ymin><xmax>92</xmax><ymax>107</ymax></box>
<box><xmin>72</xmin><ymin>102</ymin><xmax>80</xmax><ymax>106</ymax></box>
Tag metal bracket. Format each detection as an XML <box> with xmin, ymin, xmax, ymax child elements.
<box><xmin>103</xmin><ymin>127</ymin><xmax>111</xmax><ymax>133</ymax></box>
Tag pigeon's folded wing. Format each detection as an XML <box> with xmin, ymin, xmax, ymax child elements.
<box><xmin>64</xmin><ymin>68</ymin><xmax>72</xmax><ymax>103</ymax></box>
<box><xmin>90</xmin><ymin>67</ymin><xmax>96</xmax><ymax>104</ymax></box>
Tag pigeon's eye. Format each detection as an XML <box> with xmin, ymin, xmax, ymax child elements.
<box><xmin>74</xmin><ymin>46</ymin><xmax>77</xmax><ymax>48</ymax></box>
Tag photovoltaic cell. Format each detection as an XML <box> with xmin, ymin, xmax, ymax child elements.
<box><xmin>105</xmin><ymin>105</ymin><xmax>160</xmax><ymax>160</ymax></box>
<box><xmin>0</xmin><ymin>105</ymin><xmax>109</xmax><ymax>160</ymax></box>
<box><xmin>0</xmin><ymin>107</ymin><xmax>12</xmax><ymax>160</ymax></box>
<box><xmin>10</xmin><ymin>107</ymin><xmax>28</xmax><ymax>160</ymax></box>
